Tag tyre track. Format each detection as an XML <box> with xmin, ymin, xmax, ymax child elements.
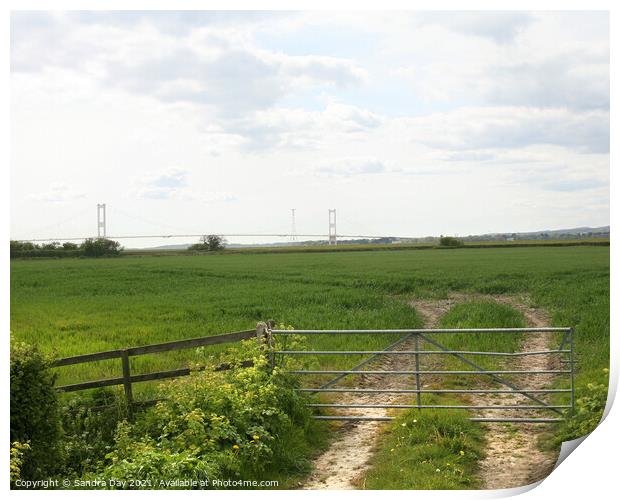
<box><xmin>299</xmin><ymin>295</ymin><xmax>560</xmax><ymax>489</ymax></box>
<box><xmin>300</xmin><ymin>298</ymin><xmax>454</xmax><ymax>489</ymax></box>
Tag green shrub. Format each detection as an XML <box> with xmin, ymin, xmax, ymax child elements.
<box><xmin>10</xmin><ymin>441</ymin><xmax>31</xmax><ymax>486</ymax></box>
<box><xmin>189</xmin><ymin>235</ymin><xmax>227</xmax><ymax>252</ymax></box>
<box><xmin>556</xmin><ymin>369</ymin><xmax>609</xmax><ymax>443</ymax></box>
<box><xmin>93</xmin><ymin>340</ymin><xmax>324</xmax><ymax>488</ymax></box>
<box><xmin>81</xmin><ymin>238</ymin><xmax>122</xmax><ymax>257</ymax></box>
<box><xmin>439</xmin><ymin>236</ymin><xmax>464</xmax><ymax>247</ymax></box>
<box><xmin>61</xmin><ymin>390</ymin><xmax>130</xmax><ymax>477</ymax></box>
<box><xmin>10</xmin><ymin>239</ymin><xmax>122</xmax><ymax>258</ymax></box>
<box><xmin>10</xmin><ymin>340</ymin><xmax>63</xmax><ymax>481</ymax></box>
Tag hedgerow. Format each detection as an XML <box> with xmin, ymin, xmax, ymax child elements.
<box><xmin>10</xmin><ymin>238</ymin><xmax>122</xmax><ymax>259</ymax></box>
<box><xmin>10</xmin><ymin>340</ymin><xmax>63</xmax><ymax>481</ymax></box>
<box><xmin>85</xmin><ymin>339</ymin><xmax>325</xmax><ymax>488</ymax></box>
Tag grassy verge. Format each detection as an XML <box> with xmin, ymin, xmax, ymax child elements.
<box><xmin>362</xmin><ymin>402</ymin><xmax>483</xmax><ymax>489</ymax></box>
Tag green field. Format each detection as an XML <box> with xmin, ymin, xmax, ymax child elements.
<box><xmin>11</xmin><ymin>246</ymin><xmax>609</xmax><ymax>390</ymax></box>
<box><xmin>10</xmin><ymin>245</ymin><xmax>610</xmax><ymax>488</ymax></box>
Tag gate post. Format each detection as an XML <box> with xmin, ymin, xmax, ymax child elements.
<box><xmin>120</xmin><ymin>349</ymin><xmax>134</xmax><ymax>417</ymax></box>
<box><xmin>256</xmin><ymin>321</ymin><xmax>267</xmax><ymax>342</ymax></box>
<box><xmin>256</xmin><ymin>321</ymin><xmax>275</xmax><ymax>373</ymax></box>
<box><xmin>414</xmin><ymin>334</ymin><xmax>422</xmax><ymax>409</ymax></box>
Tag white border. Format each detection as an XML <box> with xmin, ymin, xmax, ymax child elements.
<box><xmin>2</xmin><ymin>1</ymin><xmax>616</xmax><ymax>498</ymax></box>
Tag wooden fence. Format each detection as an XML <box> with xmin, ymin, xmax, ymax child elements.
<box><xmin>51</xmin><ymin>322</ymin><xmax>273</xmax><ymax>410</ymax></box>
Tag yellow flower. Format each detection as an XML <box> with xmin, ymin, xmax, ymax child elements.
<box><xmin>232</xmin><ymin>444</ymin><xmax>240</xmax><ymax>450</ymax></box>
<box><xmin>390</xmin><ymin>448</ymin><xmax>395</xmax><ymax>452</ymax></box>
<box><xmin>459</xmin><ymin>450</ymin><xmax>465</xmax><ymax>456</ymax></box>
<box><xmin>253</xmin><ymin>435</ymin><xmax>260</xmax><ymax>441</ymax></box>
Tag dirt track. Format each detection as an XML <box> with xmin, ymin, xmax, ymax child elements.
<box><xmin>471</xmin><ymin>295</ymin><xmax>560</xmax><ymax>489</ymax></box>
<box><xmin>300</xmin><ymin>294</ymin><xmax>560</xmax><ymax>490</ymax></box>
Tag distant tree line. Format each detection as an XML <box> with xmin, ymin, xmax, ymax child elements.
<box><xmin>10</xmin><ymin>238</ymin><xmax>122</xmax><ymax>259</ymax></box>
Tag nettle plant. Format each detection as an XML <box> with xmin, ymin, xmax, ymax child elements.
<box><xmin>96</xmin><ymin>336</ymin><xmax>317</xmax><ymax>488</ymax></box>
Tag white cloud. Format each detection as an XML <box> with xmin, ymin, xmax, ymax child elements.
<box><xmin>415</xmin><ymin>11</ymin><xmax>533</xmax><ymax>44</ymax></box>
<box><xmin>142</xmin><ymin>167</ymin><xmax>188</xmax><ymax>188</ymax></box>
<box><xmin>11</xmin><ymin>15</ymin><xmax>366</xmax><ymax>122</ymax></box>
<box><xmin>26</xmin><ymin>182</ymin><xmax>86</xmax><ymax>203</ymax></box>
<box><xmin>220</xmin><ymin>101</ymin><xmax>381</xmax><ymax>151</ymax></box>
<box><xmin>395</xmin><ymin>48</ymin><xmax>608</xmax><ymax>111</ymax></box>
<box><xmin>398</xmin><ymin>107</ymin><xmax>609</xmax><ymax>154</ymax></box>
<box><xmin>201</xmin><ymin>192</ymin><xmax>236</xmax><ymax>203</ymax></box>
<box><xmin>442</xmin><ymin>151</ymin><xmax>497</xmax><ymax>162</ymax></box>
<box><xmin>317</xmin><ymin>158</ymin><xmax>387</xmax><ymax>176</ymax></box>
<box><xmin>131</xmin><ymin>167</ymin><xmax>189</xmax><ymax>200</ymax></box>
<box><xmin>10</xmin><ymin>12</ymin><xmax>609</xmax><ymax>242</ymax></box>
<box><xmin>129</xmin><ymin>167</ymin><xmax>238</xmax><ymax>203</ymax></box>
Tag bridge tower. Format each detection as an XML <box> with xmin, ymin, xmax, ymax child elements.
<box><xmin>290</xmin><ymin>209</ymin><xmax>297</xmax><ymax>242</ymax></box>
<box><xmin>97</xmin><ymin>203</ymin><xmax>107</xmax><ymax>238</ymax></box>
<box><xmin>328</xmin><ymin>209</ymin><xmax>337</xmax><ymax>246</ymax></box>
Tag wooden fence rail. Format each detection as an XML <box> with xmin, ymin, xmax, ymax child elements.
<box><xmin>51</xmin><ymin>325</ymin><xmax>272</xmax><ymax>410</ymax></box>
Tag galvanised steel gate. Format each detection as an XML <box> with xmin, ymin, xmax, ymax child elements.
<box><xmin>266</xmin><ymin>327</ymin><xmax>574</xmax><ymax>424</ymax></box>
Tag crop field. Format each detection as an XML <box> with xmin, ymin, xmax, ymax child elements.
<box><xmin>10</xmin><ymin>245</ymin><xmax>610</xmax><ymax>488</ymax></box>
<box><xmin>10</xmin><ymin>245</ymin><xmax>608</xmax><ymax>377</ymax></box>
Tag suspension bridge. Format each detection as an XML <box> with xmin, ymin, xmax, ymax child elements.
<box><xmin>14</xmin><ymin>204</ymin><xmax>409</xmax><ymax>245</ymax></box>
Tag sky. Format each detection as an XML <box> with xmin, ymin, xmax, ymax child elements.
<box><xmin>10</xmin><ymin>11</ymin><xmax>610</xmax><ymax>246</ymax></box>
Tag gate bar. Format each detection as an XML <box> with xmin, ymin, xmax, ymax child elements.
<box><xmin>299</xmin><ymin>388</ymin><xmax>569</xmax><ymax>393</ymax></box>
<box><xmin>275</xmin><ymin>349</ymin><xmax>569</xmax><ymax>356</ymax></box>
<box><xmin>307</xmin><ymin>404</ymin><xmax>571</xmax><ymax>410</ymax></box>
<box><xmin>418</xmin><ymin>333</ymin><xmax>563</xmax><ymax>415</ymax></box>
<box><xmin>319</xmin><ymin>333</ymin><xmax>414</xmax><ymax>390</ymax></box>
<box><xmin>470</xmin><ymin>417</ymin><xmax>563</xmax><ymax>423</ymax></box>
<box><xmin>271</xmin><ymin>327</ymin><xmax>570</xmax><ymax>334</ymax></box>
<box><xmin>311</xmin><ymin>416</ymin><xmax>563</xmax><ymax>423</ymax></box>
<box><xmin>289</xmin><ymin>369</ymin><xmax>569</xmax><ymax>375</ymax></box>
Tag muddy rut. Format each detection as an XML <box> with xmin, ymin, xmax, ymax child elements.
<box><xmin>300</xmin><ymin>294</ymin><xmax>560</xmax><ymax>490</ymax></box>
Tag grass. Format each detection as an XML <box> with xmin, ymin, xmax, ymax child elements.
<box><xmin>361</xmin><ymin>300</ymin><xmax>527</xmax><ymax>489</ymax></box>
<box><xmin>362</xmin><ymin>401</ymin><xmax>484</xmax><ymax>489</ymax></box>
<box><xmin>438</xmin><ymin>301</ymin><xmax>526</xmax><ymax>360</ymax></box>
<box><xmin>435</xmin><ymin>301</ymin><xmax>526</xmax><ymax>382</ymax></box>
<box><xmin>11</xmin><ymin>245</ymin><xmax>609</xmax><ymax>440</ymax></box>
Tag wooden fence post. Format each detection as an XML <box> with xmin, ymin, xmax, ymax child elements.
<box><xmin>120</xmin><ymin>349</ymin><xmax>134</xmax><ymax>416</ymax></box>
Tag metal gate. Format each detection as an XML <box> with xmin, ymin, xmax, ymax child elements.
<box><xmin>268</xmin><ymin>327</ymin><xmax>574</xmax><ymax>424</ymax></box>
